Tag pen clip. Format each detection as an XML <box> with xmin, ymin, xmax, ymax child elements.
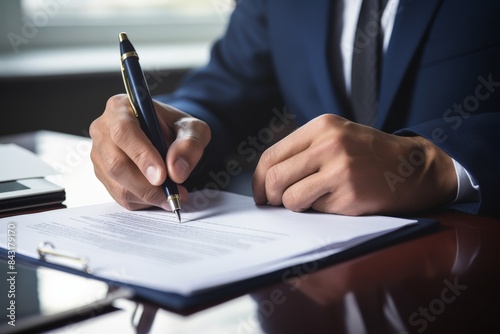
<box><xmin>121</xmin><ymin>61</ymin><xmax>139</xmax><ymax>118</ymax></box>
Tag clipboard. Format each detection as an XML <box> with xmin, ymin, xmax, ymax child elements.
<box><xmin>1</xmin><ymin>217</ymin><xmax>438</xmax><ymax>314</ymax></box>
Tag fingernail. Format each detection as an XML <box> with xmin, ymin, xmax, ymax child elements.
<box><xmin>146</xmin><ymin>165</ymin><xmax>161</xmax><ymax>185</ymax></box>
<box><xmin>174</xmin><ymin>158</ymin><xmax>190</xmax><ymax>182</ymax></box>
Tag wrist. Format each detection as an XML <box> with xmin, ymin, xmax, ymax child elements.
<box><xmin>410</xmin><ymin>136</ymin><xmax>458</xmax><ymax>209</ymax></box>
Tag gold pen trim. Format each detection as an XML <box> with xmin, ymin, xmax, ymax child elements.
<box><xmin>167</xmin><ymin>194</ymin><xmax>180</xmax><ymax>201</ymax></box>
<box><xmin>119</xmin><ymin>32</ymin><xmax>128</xmax><ymax>42</ymax></box>
<box><xmin>167</xmin><ymin>194</ymin><xmax>182</xmax><ymax>213</ymax></box>
<box><xmin>121</xmin><ymin>51</ymin><xmax>139</xmax><ymax>63</ymax></box>
<box><xmin>120</xmin><ymin>62</ymin><xmax>139</xmax><ymax>118</ymax></box>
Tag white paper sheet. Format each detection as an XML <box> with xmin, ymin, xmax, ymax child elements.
<box><xmin>0</xmin><ymin>191</ymin><xmax>417</xmax><ymax>295</ymax></box>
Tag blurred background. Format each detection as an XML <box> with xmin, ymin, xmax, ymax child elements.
<box><xmin>0</xmin><ymin>0</ymin><xmax>233</xmax><ymax>136</ymax></box>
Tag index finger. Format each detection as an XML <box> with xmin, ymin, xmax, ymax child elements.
<box><xmin>252</xmin><ymin>125</ymin><xmax>311</xmax><ymax>205</ymax></box>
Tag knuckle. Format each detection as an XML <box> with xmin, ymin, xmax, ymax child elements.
<box><xmin>109</xmin><ymin>119</ymin><xmax>135</xmax><ymax>147</ymax></box>
<box><xmin>282</xmin><ymin>191</ymin><xmax>301</xmax><ymax>211</ymax></box>
<box><xmin>265</xmin><ymin>165</ymin><xmax>283</xmax><ymax>189</ymax></box>
<box><xmin>314</xmin><ymin>113</ymin><xmax>339</xmax><ymax>129</ymax></box>
<box><xmin>260</xmin><ymin>147</ymin><xmax>279</xmax><ymax>168</ymax></box>
<box><xmin>88</xmin><ymin>118</ymin><xmax>101</xmax><ymax>141</ymax></box>
<box><xmin>264</xmin><ymin>166</ymin><xmax>286</xmax><ymax>206</ymax></box>
<box><xmin>133</xmin><ymin>147</ymin><xmax>154</xmax><ymax>169</ymax></box>
<box><xmin>177</xmin><ymin>117</ymin><xmax>212</xmax><ymax>145</ymax></box>
<box><xmin>313</xmin><ymin>114</ymin><xmax>353</xmax><ymax>141</ymax></box>
<box><xmin>190</xmin><ymin>117</ymin><xmax>211</xmax><ymax>135</ymax></box>
<box><xmin>106</xmin><ymin>94</ymin><xmax>128</xmax><ymax>109</ymax></box>
<box><xmin>140</xmin><ymin>186</ymin><xmax>161</xmax><ymax>205</ymax></box>
<box><xmin>106</xmin><ymin>154</ymin><xmax>128</xmax><ymax>181</ymax></box>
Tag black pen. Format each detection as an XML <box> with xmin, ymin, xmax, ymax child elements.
<box><xmin>119</xmin><ymin>32</ymin><xmax>181</xmax><ymax>222</ymax></box>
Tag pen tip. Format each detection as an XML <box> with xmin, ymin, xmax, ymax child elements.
<box><xmin>175</xmin><ymin>210</ymin><xmax>182</xmax><ymax>223</ymax></box>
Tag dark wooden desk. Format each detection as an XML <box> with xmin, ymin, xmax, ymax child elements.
<box><xmin>1</xmin><ymin>131</ymin><xmax>499</xmax><ymax>333</ymax></box>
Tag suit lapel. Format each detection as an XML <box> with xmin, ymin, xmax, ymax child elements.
<box><xmin>376</xmin><ymin>0</ymin><xmax>444</xmax><ymax>129</ymax></box>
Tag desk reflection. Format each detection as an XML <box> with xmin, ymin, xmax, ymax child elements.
<box><xmin>250</xmin><ymin>212</ymin><xmax>499</xmax><ymax>334</ymax></box>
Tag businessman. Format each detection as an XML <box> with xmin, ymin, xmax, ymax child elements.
<box><xmin>90</xmin><ymin>0</ymin><xmax>500</xmax><ymax>217</ymax></box>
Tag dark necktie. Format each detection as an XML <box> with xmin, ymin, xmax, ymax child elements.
<box><xmin>351</xmin><ymin>0</ymin><xmax>388</xmax><ymax>125</ymax></box>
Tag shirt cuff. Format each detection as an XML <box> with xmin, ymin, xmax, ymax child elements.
<box><xmin>452</xmin><ymin>159</ymin><xmax>480</xmax><ymax>203</ymax></box>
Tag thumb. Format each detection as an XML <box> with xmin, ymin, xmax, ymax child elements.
<box><xmin>166</xmin><ymin>116</ymin><xmax>211</xmax><ymax>183</ymax></box>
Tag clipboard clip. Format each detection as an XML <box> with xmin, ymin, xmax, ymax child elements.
<box><xmin>37</xmin><ymin>241</ymin><xmax>91</xmax><ymax>274</ymax></box>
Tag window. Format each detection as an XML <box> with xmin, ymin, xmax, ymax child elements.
<box><xmin>2</xmin><ymin>0</ymin><xmax>233</xmax><ymax>53</ymax></box>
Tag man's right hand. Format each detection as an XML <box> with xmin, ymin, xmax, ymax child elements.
<box><xmin>89</xmin><ymin>94</ymin><xmax>211</xmax><ymax>211</ymax></box>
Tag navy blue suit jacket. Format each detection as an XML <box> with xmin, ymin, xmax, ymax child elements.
<box><xmin>158</xmin><ymin>0</ymin><xmax>500</xmax><ymax>216</ymax></box>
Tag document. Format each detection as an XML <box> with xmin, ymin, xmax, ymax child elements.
<box><xmin>0</xmin><ymin>191</ymin><xmax>417</xmax><ymax>296</ymax></box>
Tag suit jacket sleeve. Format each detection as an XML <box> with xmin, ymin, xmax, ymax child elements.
<box><xmin>396</xmin><ymin>112</ymin><xmax>500</xmax><ymax>216</ymax></box>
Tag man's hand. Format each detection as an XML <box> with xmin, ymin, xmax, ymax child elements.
<box><xmin>89</xmin><ymin>94</ymin><xmax>211</xmax><ymax>211</ymax></box>
<box><xmin>252</xmin><ymin>114</ymin><xmax>457</xmax><ymax>215</ymax></box>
